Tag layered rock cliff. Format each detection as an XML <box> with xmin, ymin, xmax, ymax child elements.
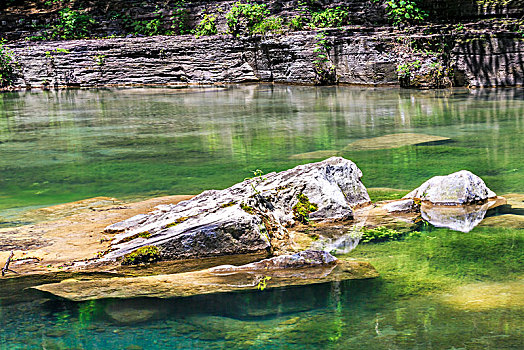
<box><xmin>2</xmin><ymin>0</ymin><xmax>523</xmax><ymax>88</ymax></box>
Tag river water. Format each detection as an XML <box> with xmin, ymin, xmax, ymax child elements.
<box><xmin>0</xmin><ymin>85</ymin><xmax>522</xmax><ymax>349</ymax></box>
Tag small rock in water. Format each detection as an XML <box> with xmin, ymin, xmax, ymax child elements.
<box><xmin>125</xmin><ymin>346</ymin><xmax>144</xmax><ymax>350</ymax></box>
<box><xmin>45</xmin><ymin>329</ymin><xmax>69</xmax><ymax>338</ymax></box>
<box><xmin>382</xmin><ymin>199</ymin><xmax>417</xmax><ymax>213</ymax></box>
<box><xmin>345</xmin><ymin>133</ymin><xmax>451</xmax><ymax>151</ymax></box>
<box><xmin>403</xmin><ymin>170</ymin><xmax>496</xmax><ymax>205</ymax></box>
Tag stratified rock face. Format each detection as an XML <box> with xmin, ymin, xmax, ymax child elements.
<box><xmin>103</xmin><ymin>157</ymin><xmax>369</xmax><ymax>262</ymax></box>
<box><xmin>403</xmin><ymin>170</ymin><xmax>496</xmax><ymax>205</ymax></box>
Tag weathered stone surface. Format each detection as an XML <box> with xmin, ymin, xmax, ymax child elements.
<box><xmin>0</xmin><ymin>195</ymin><xmax>194</xmax><ymax>276</ymax></box>
<box><xmin>103</xmin><ymin>157</ymin><xmax>370</xmax><ymax>262</ymax></box>
<box><xmin>33</xmin><ymin>259</ymin><xmax>378</xmax><ymax>301</ymax></box>
<box><xmin>5</xmin><ymin>23</ymin><xmax>523</xmax><ymax>89</ymax></box>
<box><xmin>2</xmin><ymin>1</ymin><xmax>523</xmax><ymax>89</ymax></box>
<box><xmin>209</xmin><ymin>250</ymin><xmax>337</xmax><ymax>273</ymax></box>
<box><xmin>105</xmin><ymin>214</ymin><xmax>149</xmax><ymax>233</ymax></box>
<box><xmin>345</xmin><ymin>133</ymin><xmax>451</xmax><ymax>151</ymax></box>
<box><xmin>480</xmin><ymin>193</ymin><xmax>524</xmax><ymax>229</ymax></box>
<box><xmin>403</xmin><ymin>170</ymin><xmax>496</xmax><ymax>205</ymax></box>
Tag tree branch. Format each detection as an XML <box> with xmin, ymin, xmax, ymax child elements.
<box><xmin>1</xmin><ymin>251</ymin><xmax>18</xmax><ymax>277</ymax></box>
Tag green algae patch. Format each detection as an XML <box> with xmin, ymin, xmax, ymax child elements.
<box><xmin>348</xmin><ymin>226</ymin><xmax>524</xmax><ymax>298</ymax></box>
<box><xmin>122</xmin><ymin>246</ymin><xmax>161</xmax><ymax>265</ymax></box>
<box><xmin>293</xmin><ymin>193</ymin><xmax>318</xmax><ymax>224</ymax></box>
<box><xmin>360</xmin><ymin>226</ymin><xmax>405</xmax><ymax>243</ymax></box>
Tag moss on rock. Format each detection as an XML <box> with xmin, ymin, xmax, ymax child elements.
<box><xmin>293</xmin><ymin>193</ymin><xmax>318</xmax><ymax>224</ymax></box>
<box><xmin>122</xmin><ymin>246</ymin><xmax>161</xmax><ymax>265</ymax></box>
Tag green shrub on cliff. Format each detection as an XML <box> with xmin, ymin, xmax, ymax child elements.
<box><xmin>171</xmin><ymin>0</ymin><xmax>191</xmax><ymax>35</ymax></box>
<box><xmin>52</xmin><ymin>8</ymin><xmax>95</xmax><ymax>39</ymax></box>
<box><xmin>252</xmin><ymin>16</ymin><xmax>284</xmax><ymax>34</ymax></box>
<box><xmin>194</xmin><ymin>13</ymin><xmax>218</xmax><ymax>37</ymax></box>
<box><xmin>310</xmin><ymin>7</ymin><xmax>350</xmax><ymax>28</ymax></box>
<box><xmin>226</xmin><ymin>1</ymin><xmax>269</xmax><ymax>36</ymax></box>
<box><xmin>0</xmin><ymin>40</ymin><xmax>18</xmax><ymax>87</ymax></box>
<box><xmin>377</xmin><ymin>0</ymin><xmax>428</xmax><ymax>26</ymax></box>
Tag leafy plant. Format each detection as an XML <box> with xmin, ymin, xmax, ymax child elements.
<box><xmin>313</xmin><ymin>32</ymin><xmax>336</xmax><ymax>85</ymax></box>
<box><xmin>225</xmin><ymin>1</ymin><xmax>270</xmax><ymax>36</ymax></box>
<box><xmin>52</xmin><ymin>8</ymin><xmax>95</xmax><ymax>39</ymax></box>
<box><xmin>397</xmin><ymin>59</ymin><xmax>421</xmax><ymax>79</ymax></box>
<box><xmin>171</xmin><ymin>0</ymin><xmax>191</xmax><ymax>34</ymax></box>
<box><xmin>256</xmin><ymin>275</ymin><xmax>271</xmax><ymax>290</ymax></box>
<box><xmin>93</xmin><ymin>54</ymin><xmax>106</xmax><ymax>66</ymax></box>
<box><xmin>360</xmin><ymin>226</ymin><xmax>404</xmax><ymax>243</ymax></box>
<box><xmin>378</xmin><ymin>0</ymin><xmax>428</xmax><ymax>26</ymax></box>
<box><xmin>132</xmin><ymin>18</ymin><xmax>164</xmax><ymax>36</ymax></box>
<box><xmin>245</xmin><ymin>169</ymin><xmax>266</xmax><ymax>195</ymax></box>
<box><xmin>289</xmin><ymin>15</ymin><xmax>307</xmax><ymax>31</ymax></box>
<box><xmin>310</xmin><ymin>7</ymin><xmax>350</xmax><ymax>28</ymax></box>
<box><xmin>252</xmin><ymin>16</ymin><xmax>284</xmax><ymax>35</ymax></box>
<box><xmin>194</xmin><ymin>13</ymin><xmax>218</xmax><ymax>37</ymax></box>
<box><xmin>293</xmin><ymin>193</ymin><xmax>318</xmax><ymax>224</ymax></box>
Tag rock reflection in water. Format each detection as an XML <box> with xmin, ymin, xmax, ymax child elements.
<box><xmin>420</xmin><ymin>202</ymin><xmax>490</xmax><ymax>233</ymax></box>
<box><xmin>311</xmin><ymin>233</ymin><xmax>361</xmax><ymax>254</ymax></box>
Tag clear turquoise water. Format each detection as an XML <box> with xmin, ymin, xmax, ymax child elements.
<box><xmin>1</xmin><ymin>86</ymin><xmax>523</xmax><ymax>224</ymax></box>
<box><xmin>0</xmin><ymin>85</ymin><xmax>523</xmax><ymax>349</ymax></box>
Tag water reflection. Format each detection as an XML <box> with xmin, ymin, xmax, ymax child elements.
<box><xmin>420</xmin><ymin>202</ymin><xmax>490</xmax><ymax>233</ymax></box>
<box><xmin>1</xmin><ymin>86</ymin><xmax>523</xmax><ymax>223</ymax></box>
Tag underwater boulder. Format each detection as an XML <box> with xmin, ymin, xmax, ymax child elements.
<box><xmin>101</xmin><ymin>157</ymin><xmax>370</xmax><ymax>262</ymax></box>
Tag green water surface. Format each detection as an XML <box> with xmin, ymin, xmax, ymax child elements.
<box><xmin>1</xmin><ymin>85</ymin><xmax>523</xmax><ymax>223</ymax></box>
<box><xmin>0</xmin><ymin>85</ymin><xmax>523</xmax><ymax>349</ymax></box>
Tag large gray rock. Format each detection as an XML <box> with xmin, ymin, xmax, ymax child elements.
<box><xmin>102</xmin><ymin>157</ymin><xmax>370</xmax><ymax>262</ymax></box>
<box><xmin>403</xmin><ymin>170</ymin><xmax>496</xmax><ymax>205</ymax></box>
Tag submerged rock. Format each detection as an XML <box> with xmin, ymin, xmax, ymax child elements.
<box><xmin>209</xmin><ymin>250</ymin><xmax>337</xmax><ymax>273</ymax></box>
<box><xmin>344</xmin><ymin>133</ymin><xmax>451</xmax><ymax>151</ymax></box>
<box><xmin>403</xmin><ymin>170</ymin><xmax>496</xmax><ymax>205</ymax></box>
<box><xmin>102</xmin><ymin>157</ymin><xmax>370</xmax><ymax>262</ymax></box>
<box><xmin>289</xmin><ymin>150</ymin><xmax>340</xmax><ymax>160</ymax></box>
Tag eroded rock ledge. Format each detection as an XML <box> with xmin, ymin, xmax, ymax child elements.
<box><xmin>34</xmin><ymin>251</ymin><xmax>378</xmax><ymax>301</ymax></box>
